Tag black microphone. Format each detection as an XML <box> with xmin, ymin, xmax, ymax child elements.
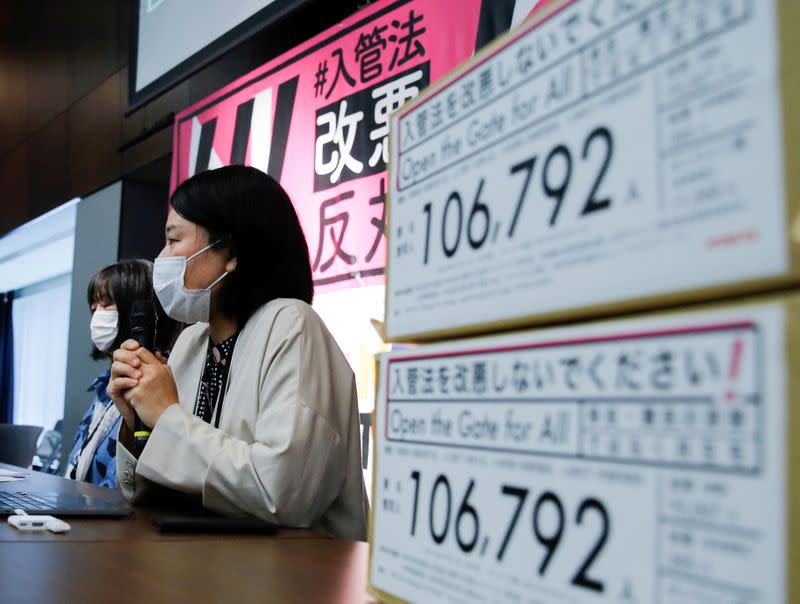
<box><xmin>129</xmin><ymin>300</ymin><xmax>157</xmax><ymax>453</ymax></box>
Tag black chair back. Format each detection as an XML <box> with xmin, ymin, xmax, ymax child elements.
<box><xmin>34</xmin><ymin>429</ymin><xmax>63</xmax><ymax>474</ymax></box>
<box><xmin>0</xmin><ymin>424</ymin><xmax>43</xmax><ymax>467</ymax></box>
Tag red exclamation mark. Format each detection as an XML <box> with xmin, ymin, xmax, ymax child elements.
<box><xmin>725</xmin><ymin>338</ymin><xmax>743</xmax><ymax>402</ymax></box>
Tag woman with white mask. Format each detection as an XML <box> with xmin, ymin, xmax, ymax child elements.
<box><xmin>65</xmin><ymin>260</ymin><xmax>180</xmax><ymax>487</ymax></box>
<box><xmin>108</xmin><ymin>166</ymin><xmax>369</xmax><ymax>541</ymax></box>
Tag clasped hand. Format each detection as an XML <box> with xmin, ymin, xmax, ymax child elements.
<box><xmin>107</xmin><ymin>340</ymin><xmax>179</xmax><ymax>431</ymax></box>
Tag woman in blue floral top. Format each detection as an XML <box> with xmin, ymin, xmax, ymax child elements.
<box><xmin>65</xmin><ymin>260</ymin><xmax>180</xmax><ymax>488</ymax></box>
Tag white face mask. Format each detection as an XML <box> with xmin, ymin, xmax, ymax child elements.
<box><xmin>153</xmin><ymin>240</ymin><xmax>228</xmax><ymax>324</ymax></box>
<box><xmin>90</xmin><ymin>309</ymin><xmax>118</xmax><ymax>352</ymax></box>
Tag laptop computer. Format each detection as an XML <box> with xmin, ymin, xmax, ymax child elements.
<box><xmin>0</xmin><ymin>464</ymin><xmax>131</xmax><ymax>517</ymax></box>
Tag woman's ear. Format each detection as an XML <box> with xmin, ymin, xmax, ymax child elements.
<box><xmin>226</xmin><ymin>256</ymin><xmax>237</xmax><ymax>273</ymax></box>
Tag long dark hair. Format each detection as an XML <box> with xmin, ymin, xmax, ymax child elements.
<box><xmin>87</xmin><ymin>259</ymin><xmax>180</xmax><ymax>359</ymax></box>
<box><xmin>169</xmin><ymin>165</ymin><xmax>313</xmax><ymax>326</ymax></box>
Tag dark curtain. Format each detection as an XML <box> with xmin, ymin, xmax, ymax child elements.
<box><xmin>0</xmin><ymin>292</ymin><xmax>13</xmax><ymax>423</ymax></box>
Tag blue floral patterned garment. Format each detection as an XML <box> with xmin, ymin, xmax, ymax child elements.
<box><xmin>66</xmin><ymin>370</ymin><xmax>123</xmax><ymax>488</ymax></box>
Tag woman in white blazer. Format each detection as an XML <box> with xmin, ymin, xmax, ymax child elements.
<box><xmin>108</xmin><ymin>166</ymin><xmax>369</xmax><ymax>541</ymax></box>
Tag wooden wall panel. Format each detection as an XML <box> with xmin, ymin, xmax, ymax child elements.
<box><xmin>24</xmin><ymin>1</ymin><xmax>71</xmax><ymax>133</ymax></box>
<box><xmin>0</xmin><ymin>145</ymin><xmax>30</xmax><ymax>235</ymax></box>
<box><xmin>0</xmin><ymin>55</ymin><xmax>29</xmax><ymax>157</ymax></box>
<box><xmin>0</xmin><ymin>0</ymin><xmax>363</xmax><ymax>237</ymax></box>
<box><xmin>68</xmin><ymin>0</ymin><xmax>121</xmax><ymax>103</ymax></box>
<box><xmin>117</xmin><ymin>0</ymin><xmax>131</xmax><ymax>72</ymax></box>
<box><xmin>27</xmin><ymin>113</ymin><xmax>70</xmax><ymax>218</ymax></box>
<box><xmin>68</xmin><ymin>70</ymin><xmax>123</xmax><ymax>197</ymax></box>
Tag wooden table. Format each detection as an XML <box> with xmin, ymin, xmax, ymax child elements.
<box><xmin>0</xmin><ymin>538</ymin><xmax>375</xmax><ymax>603</ymax></box>
<box><xmin>0</xmin><ymin>503</ymin><xmax>331</xmax><ymax>543</ymax></box>
<box><xmin>0</xmin><ymin>466</ymin><xmax>378</xmax><ymax>603</ymax></box>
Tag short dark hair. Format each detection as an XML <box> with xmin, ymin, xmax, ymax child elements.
<box><xmin>169</xmin><ymin>165</ymin><xmax>314</xmax><ymax>326</ymax></box>
<box><xmin>87</xmin><ymin>259</ymin><xmax>180</xmax><ymax>359</ymax></box>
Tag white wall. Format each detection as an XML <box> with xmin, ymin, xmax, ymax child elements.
<box><xmin>61</xmin><ymin>182</ymin><xmax>122</xmax><ymax>467</ymax></box>
<box><xmin>0</xmin><ymin>200</ymin><xmax>77</xmax><ymax>293</ymax></box>
<box><xmin>12</xmin><ymin>276</ymin><xmax>72</xmax><ymax>429</ymax></box>
<box><xmin>0</xmin><ymin>200</ymin><xmax>78</xmax><ymax>430</ymax></box>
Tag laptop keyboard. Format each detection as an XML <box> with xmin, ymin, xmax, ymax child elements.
<box><xmin>0</xmin><ymin>491</ymin><xmax>57</xmax><ymax>512</ymax></box>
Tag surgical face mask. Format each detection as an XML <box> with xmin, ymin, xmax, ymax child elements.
<box><xmin>153</xmin><ymin>240</ymin><xmax>228</xmax><ymax>324</ymax></box>
<box><xmin>90</xmin><ymin>309</ymin><xmax>118</xmax><ymax>352</ymax></box>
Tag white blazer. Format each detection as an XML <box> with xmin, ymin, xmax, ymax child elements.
<box><xmin>117</xmin><ymin>298</ymin><xmax>369</xmax><ymax>541</ymax></box>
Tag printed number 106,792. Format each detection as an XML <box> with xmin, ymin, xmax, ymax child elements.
<box><xmin>421</xmin><ymin>126</ymin><xmax>615</xmax><ymax>264</ymax></box>
<box><xmin>409</xmin><ymin>470</ymin><xmax>611</xmax><ymax>594</ymax></box>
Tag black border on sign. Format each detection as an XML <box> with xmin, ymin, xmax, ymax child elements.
<box><xmin>128</xmin><ymin>0</ymin><xmax>312</xmax><ymax>114</ymax></box>
<box><xmin>174</xmin><ymin>0</ymin><xmax>413</xmax><ymax>125</ymax></box>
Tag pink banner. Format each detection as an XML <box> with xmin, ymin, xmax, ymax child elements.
<box><xmin>172</xmin><ymin>0</ymin><xmax>545</xmax><ymax>292</ymax></box>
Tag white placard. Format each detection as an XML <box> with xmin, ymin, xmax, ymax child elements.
<box><xmin>386</xmin><ymin>0</ymin><xmax>787</xmax><ymax>339</ymax></box>
<box><xmin>371</xmin><ymin>301</ymin><xmax>787</xmax><ymax>603</ymax></box>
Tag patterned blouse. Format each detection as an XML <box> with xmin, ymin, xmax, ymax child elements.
<box><xmin>193</xmin><ymin>333</ymin><xmax>239</xmax><ymax>427</ymax></box>
<box><xmin>65</xmin><ymin>370</ymin><xmax>123</xmax><ymax>488</ymax></box>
